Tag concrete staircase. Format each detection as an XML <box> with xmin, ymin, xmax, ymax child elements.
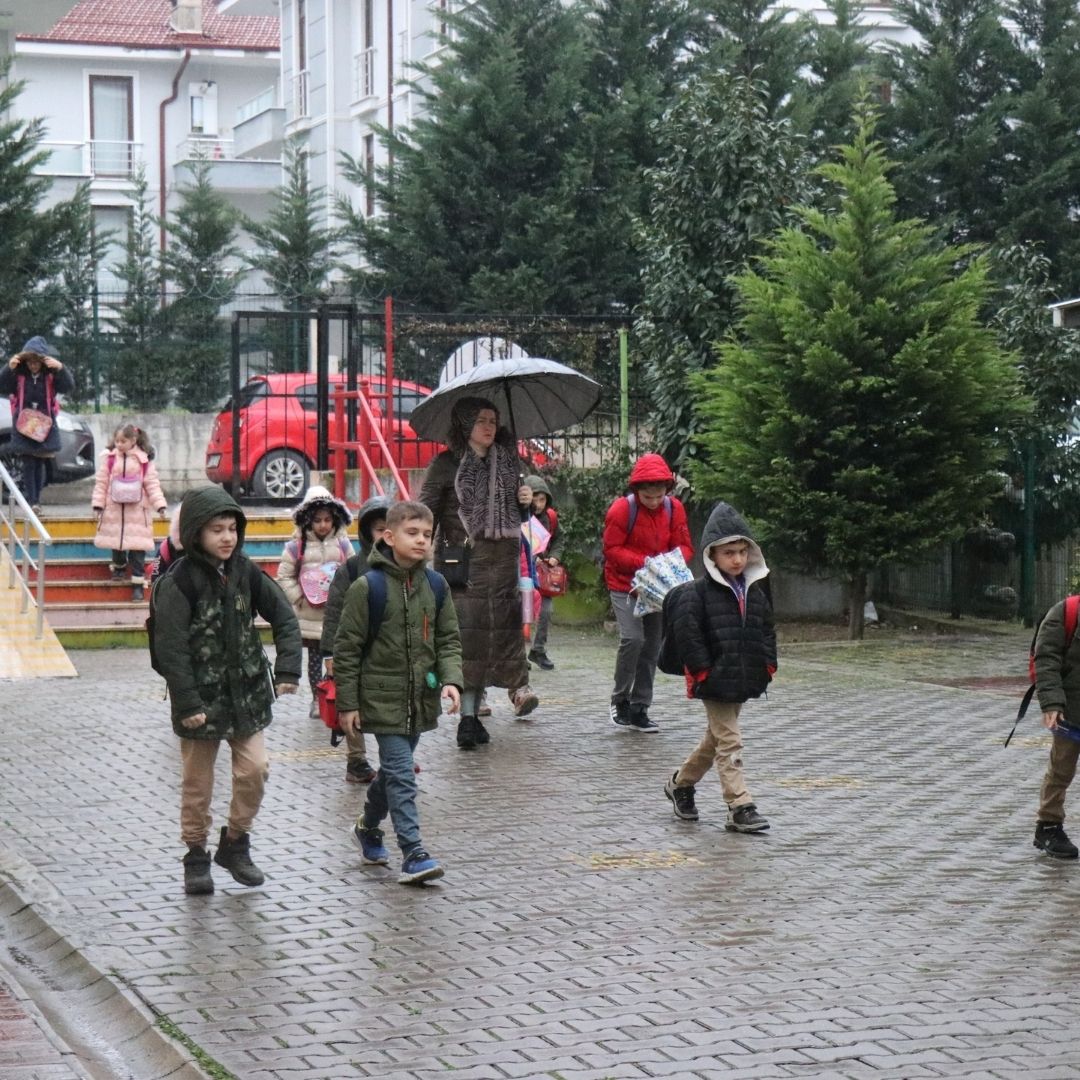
<box><xmin>38</xmin><ymin>511</ymin><xmax>297</xmax><ymax>647</ymax></box>
<box><xmin>0</xmin><ymin>545</ymin><xmax>78</xmax><ymax>678</ymax></box>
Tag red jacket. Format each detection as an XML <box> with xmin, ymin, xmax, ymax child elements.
<box><xmin>602</xmin><ymin>494</ymin><xmax>693</xmax><ymax>592</ymax></box>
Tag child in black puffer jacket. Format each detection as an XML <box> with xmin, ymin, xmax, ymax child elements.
<box><xmin>660</xmin><ymin>502</ymin><xmax>776</xmax><ymax>834</ymax></box>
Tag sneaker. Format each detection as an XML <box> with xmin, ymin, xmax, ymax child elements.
<box><xmin>182</xmin><ymin>845</ymin><xmax>214</xmax><ymax>895</ymax></box>
<box><xmin>350</xmin><ymin>824</ymin><xmax>390</xmax><ymax>865</ymax></box>
<box><xmin>726</xmin><ymin>803</ymin><xmax>770</xmax><ymax>834</ymax></box>
<box><xmin>529</xmin><ymin>650</ymin><xmax>555</xmax><ymax>671</ymax></box>
<box><xmin>1034</xmin><ymin>821</ymin><xmax>1079</xmax><ymax>859</ymax></box>
<box><xmin>308</xmin><ymin>700</ymin><xmax>321</xmax><ymax>719</ymax></box>
<box><xmin>664</xmin><ymin>772</ymin><xmax>699</xmax><ymax>821</ymax></box>
<box><xmin>110</xmin><ymin>566</ymin><xmax>125</xmax><ymax>581</ymax></box>
<box><xmin>475</xmin><ymin>717</ymin><xmax>490</xmax><ymax>744</ymax></box>
<box><xmin>399</xmin><ymin>849</ymin><xmax>444</xmax><ymax>885</ymax></box>
<box><xmin>213</xmin><ymin>826</ymin><xmax>265</xmax><ymax>886</ymax></box>
<box><xmin>609</xmin><ymin>700</ymin><xmax>633</xmax><ymax>729</ymax></box>
<box><xmin>457</xmin><ymin>714</ymin><xmax>480</xmax><ymax>750</ymax></box>
<box><xmin>345</xmin><ymin>759</ymin><xmax>377</xmax><ymax>784</ymax></box>
<box><xmin>510</xmin><ymin>685</ymin><xmax>539</xmax><ymax>718</ymax></box>
<box><xmin>131</xmin><ymin>585</ymin><xmax>144</xmax><ymax>602</ymax></box>
<box><xmin>629</xmin><ymin>705</ymin><xmax>659</xmax><ymax>733</ymax></box>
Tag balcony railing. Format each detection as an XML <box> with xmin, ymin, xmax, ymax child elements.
<box><xmin>354</xmin><ymin>46</ymin><xmax>376</xmax><ymax>100</ymax></box>
<box><xmin>236</xmin><ymin>85</ymin><xmax>277</xmax><ymax>126</ymax></box>
<box><xmin>36</xmin><ymin>140</ymin><xmax>142</xmax><ymax>178</ymax></box>
<box><xmin>176</xmin><ymin>135</ymin><xmax>237</xmax><ymax>161</ymax></box>
<box><xmin>294</xmin><ymin>68</ymin><xmax>310</xmax><ymax>117</ymax></box>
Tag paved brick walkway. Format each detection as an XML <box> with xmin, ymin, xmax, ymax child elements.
<box><xmin>1</xmin><ymin>626</ymin><xmax>1077</xmax><ymax>1079</ymax></box>
<box><xmin>0</xmin><ymin>969</ymin><xmax>85</xmax><ymax>1079</ymax></box>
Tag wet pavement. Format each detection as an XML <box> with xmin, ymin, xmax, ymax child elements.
<box><xmin>2</xmin><ymin>625</ymin><xmax>1079</xmax><ymax>1079</ymax></box>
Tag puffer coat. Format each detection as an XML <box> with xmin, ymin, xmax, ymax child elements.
<box><xmin>418</xmin><ymin>448</ymin><xmax>529</xmax><ymax>690</ymax></box>
<box><xmin>152</xmin><ymin>486</ymin><xmax>302</xmax><ymax>738</ymax></box>
<box><xmin>92</xmin><ymin>448</ymin><xmax>167</xmax><ymax>553</ymax></box>
<box><xmin>663</xmin><ymin>502</ymin><xmax>776</xmax><ymax>703</ymax></box>
<box><xmin>0</xmin><ymin>363</ymin><xmax>74</xmax><ymax>456</ymax></box>
<box><xmin>333</xmin><ymin>545</ymin><xmax>463</xmax><ymax>736</ymax></box>
<box><xmin>276</xmin><ymin>527</ymin><xmax>354</xmax><ymax>639</ymax></box>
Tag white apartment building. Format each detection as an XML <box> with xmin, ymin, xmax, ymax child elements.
<box><xmin>12</xmin><ymin>0</ymin><xmax>283</xmax><ymax>287</ymax></box>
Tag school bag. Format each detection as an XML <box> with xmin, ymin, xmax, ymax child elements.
<box><xmin>286</xmin><ymin>535</ymin><xmax>354</xmax><ymax>606</ymax></box>
<box><xmin>656</xmin><ymin>579</ymin><xmax>696</xmax><ymax>676</ymax></box>
<box><xmin>145</xmin><ymin>555</ymin><xmax>265</xmax><ymax>677</ymax></box>
<box><xmin>601</xmin><ymin>493</ymin><xmax>674</xmax><ymax>577</ymax></box>
<box><xmin>1005</xmin><ymin>595</ymin><xmax>1080</xmax><ymax>747</ymax></box>
<box><xmin>315</xmin><ymin>566</ymin><xmax>449</xmax><ymax>743</ymax></box>
<box><xmin>107</xmin><ymin>453</ymin><xmax>148</xmax><ymax>504</ymax></box>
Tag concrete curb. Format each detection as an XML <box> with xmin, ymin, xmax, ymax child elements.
<box><xmin>0</xmin><ymin>842</ymin><xmax>212</xmax><ymax>1080</ymax></box>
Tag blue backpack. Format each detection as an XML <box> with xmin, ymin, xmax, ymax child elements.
<box><xmin>361</xmin><ymin>566</ymin><xmax>448</xmax><ymax>649</ymax></box>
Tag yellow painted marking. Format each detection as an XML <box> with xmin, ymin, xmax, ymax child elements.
<box><xmin>774</xmin><ymin>776</ymin><xmax>865</xmax><ymax>789</ymax></box>
<box><xmin>992</xmin><ymin>736</ymin><xmax>1051</xmax><ymax>749</ymax></box>
<box><xmin>271</xmin><ymin>748</ymin><xmax>342</xmax><ymax>762</ymax></box>
<box><xmin>568</xmin><ymin>851</ymin><xmax>705</xmax><ymax>871</ymax></box>
<box><xmin>0</xmin><ymin>547</ymin><xmax>77</xmax><ymax>679</ymax></box>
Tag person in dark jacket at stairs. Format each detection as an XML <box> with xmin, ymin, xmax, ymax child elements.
<box><xmin>661</xmin><ymin>502</ymin><xmax>776</xmax><ymax>834</ymax></box>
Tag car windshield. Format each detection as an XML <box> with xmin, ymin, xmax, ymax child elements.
<box><xmin>295</xmin><ymin>381</ymin><xmax>423</xmax><ymax>416</ymax></box>
<box><xmin>232</xmin><ymin>381</ymin><xmax>270</xmax><ymax>411</ymax></box>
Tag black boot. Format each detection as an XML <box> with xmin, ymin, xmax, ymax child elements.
<box><xmin>183</xmin><ymin>845</ymin><xmax>214</xmax><ymax>895</ymax></box>
<box><xmin>457</xmin><ymin>715</ymin><xmax>480</xmax><ymax>750</ymax></box>
<box><xmin>213</xmin><ymin>826</ymin><xmax>265</xmax><ymax>885</ymax></box>
<box><xmin>1034</xmin><ymin>821</ymin><xmax>1079</xmax><ymax>859</ymax></box>
<box><xmin>475</xmin><ymin>717</ymin><xmax>490</xmax><ymax>744</ymax></box>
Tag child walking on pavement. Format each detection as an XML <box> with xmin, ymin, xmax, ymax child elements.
<box><xmin>152</xmin><ymin>486</ymin><xmax>302</xmax><ymax>894</ymax></box>
<box><xmin>524</xmin><ymin>474</ymin><xmax>562</xmax><ymax>671</ymax></box>
<box><xmin>334</xmin><ymin>501</ymin><xmax>462</xmax><ymax>885</ymax></box>
<box><xmin>92</xmin><ymin>424</ymin><xmax>168</xmax><ymax>601</ymax></box>
<box><xmin>321</xmin><ymin>494</ymin><xmax>392</xmax><ymax>784</ymax></box>
<box><xmin>603</xmin><ymin>453</ymin><xmax>693</xmax><ymax>733</ymax></box>
<box><xmin>662</xmin><ymin>502</ymin><xmax>775</xmax><ymax>834</ymax></box>
<box><xmin>1031</xmin><ymin>599</ymin><xmax>1080</xmax><ymax>859</ymax></box>
<box><xmin>276</xmin><ymin>486</ymin><xmax>353</xmax><ymax>718</ymax></box>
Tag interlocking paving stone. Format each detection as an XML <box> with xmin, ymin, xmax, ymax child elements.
<box><xmin>4</xmin><ymin>628</ymin><xmax>1080</xmax><ymax>1078</ymax></box>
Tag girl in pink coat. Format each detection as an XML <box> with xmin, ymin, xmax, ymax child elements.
<box><xmin>91</xmin><ymin>423</ymin><xmax>167</xmax><ymax>601</ymax></box>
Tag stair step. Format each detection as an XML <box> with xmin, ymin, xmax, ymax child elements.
<box><xmin>33</xmin><ymin>513</ymin><xmax>299</xmax><ymax>540</ymax></box>
<box><xmin>32</xmin><ymin>556</ymin><xmax>280</xmax><ymax>582</ymax></box>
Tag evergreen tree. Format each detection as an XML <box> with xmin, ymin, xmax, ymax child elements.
<box><xmin>109</xmin><ymin>167</ymin><xmax>170</xmax><ymax>410</ymax></box>
<box><xmin>692</xmin><ymin>0</ymin><xmax>811</xmax><ymax>118</ymax></box>
<box><xmin>803</xmin><ymin>0</ymin><xmax>876</xmax><ymax>162</ymax></box>
<box><xmin>989</xmin><ymin>244</ymin><xmax>1080</xmax><ymax>544</ymax></box>
<box><xmin>0</xmin><ymin>57</ymin><xmax>73</xmax><ymax>354</ymax></box>
<box><xmin>691</xmin><ymin>116</ymin><xmax>1021</xmax><ymax>638</ymax></box>
<box><xmin>163</xmin><ymin>155</ymin><xmax>240</xmax><ymax>411</ymax></box>
<box><xmin>881</xmin><ymin>0</ymin><xmax>1019</xmax><ymax>247</ymax></box>
<box><xmin>634</xmin><ymin>73</ymin><xmax>809</xmax><ymax>466</ymax></box>
<box><xmin>339</xmin><ymin>0</ymin><xmax>606</xmax><ymax>313</ymax></box>
<box><xmin>999</xmin><ymin>0</ymin><xmax>1080</xmax><ymax>295</ymax></box>
<box><xmin>243</xmin><ymin>140</ymin><xmax>335</xmax><ymax>309</ymax></box>
<box><xmin>57</xmin><ymin>184</ymin><xmax>108</xmax><ymax>407</ymax></box>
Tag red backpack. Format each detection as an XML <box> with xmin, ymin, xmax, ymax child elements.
<box><xmin>1006</xmin><ymin>595</ymin><xmax>1080</xmax><ymax>747</ymax></box>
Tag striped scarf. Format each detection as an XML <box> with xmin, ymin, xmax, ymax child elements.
<box><xmin>454</xmin><ymin>443</ymin><xmax>520</xmax><ymax>541</ymax></box>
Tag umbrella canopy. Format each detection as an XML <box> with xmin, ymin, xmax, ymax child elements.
<box><xmin>410</xmin><ymin>356</ymin><xmax>602</xmax><ymax>443</ymax></box>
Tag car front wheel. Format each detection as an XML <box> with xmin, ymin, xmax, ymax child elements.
<box><xmin>252</xmin><ymin>450</ymin><xmax>309</xmax><ymax>501</ymax></box>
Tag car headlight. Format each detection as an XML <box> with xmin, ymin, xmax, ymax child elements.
<box><xmin>54</xmin><ymin>412</ymin><xmax>77</xmax><ymax>431</ymax></box>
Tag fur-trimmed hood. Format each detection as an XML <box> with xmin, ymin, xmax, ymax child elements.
<box><xmin>292</xmin><ymin>485</ymin><xmax>352</xmax><ymax>533</ymax></box>
<box><xmin>700</xmin><ymin>502</ymin><xmax>769</xmax><ymax>589</ymax></box>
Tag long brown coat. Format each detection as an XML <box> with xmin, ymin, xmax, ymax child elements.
<box><xmin>91</xmin><ymin>448</ymin><xmax>167</xmax><ymax>552</ymax></box>
<box><xmin>418</xmin><ymin>449</ymin><xmax>528</xmax><ymax>691</ymax></box>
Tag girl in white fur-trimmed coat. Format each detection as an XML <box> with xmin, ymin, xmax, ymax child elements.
<box><xmin>276</xmin><ymin>486</ymin><xmax>354</xmax><ymax>717</ymax></box>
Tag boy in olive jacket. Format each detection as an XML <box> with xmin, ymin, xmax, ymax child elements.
<box><xmin>153</xmin><ymin>486</ymin><xmax>302</xmax><ymax>895</ymax></box>
<box><xmin>335</xmin><ymin>501</ymin><xmax>462</xmax><ymax>885</ymax></box>
<box><xmin>1032</xmin><ymin>599</ymin><xmax>1080</xmax><ymax>859</ymax></box>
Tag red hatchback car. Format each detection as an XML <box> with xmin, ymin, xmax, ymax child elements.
<box><xmin>204</xmin><ymin>373</ymin><xmax>442</xmax><ymax>500</ymax></box>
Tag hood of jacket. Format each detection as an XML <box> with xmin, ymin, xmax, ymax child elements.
<box><xmin>357</xmin><ymin>494</ymin><xmax>393</xmax><ymax>549</ymax></box>
<box><xmin>700</xmin><ymin>502</ymin><xmax>769</xmax><ymax>588</ymax></box>
<box><xmin>17</xmin><ymin>335</ymin><xmax>55</xmax><ymax>360</ymax></box>
<box><xmin>628</xmin><ymin>453</ymin><xmax>675</xmax><ymax>489</ymax></box>
<box><xmin>179</xmin><ymin>486</ymin><xmax>247</xmax><ymax>564</ymax></box>
<box><xmin>292</xmin><ymin>484</ymin><xmax>352</xmax><ymax>531</ymax></box>
<box><xmin>524</xmin><ymin>474</ymin><xmax>554</xmax><ymax>504</ymax></box>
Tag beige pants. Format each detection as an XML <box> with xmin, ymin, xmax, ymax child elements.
<box><xmin>345</xmin><ymin>726</ymin><xmax>369</xmax><ymax>763</ymax></box>
<box><xmin>1038</xmin><ymin>732</ymin><xmax>1080</xmax><ymax>824</ymax></box>
<box><xmin>675</xmin><ymin>700</ymin><xmax>751</xmax><ymax>808</ymax></box>
<box><xmin>180</xmin><ymin>732</ymin><xmax>269</xmax><ymax>846</ymax></box>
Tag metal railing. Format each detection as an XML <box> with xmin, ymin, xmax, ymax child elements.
<box><xmin>89</xmin><ymin>139</ymin><xmax>141</xmax><ymax>177</ymax></box>
<box><xmin>0</xmin><ymin>462</ymin><xmax>51</xmax><ymax>640</ymax></box>
<box><xmin>176</xmin><ymin>135</ymin><xmax>237</xmax><ymax>161</ymax></box>
<box><xmin>354</xmin><ymin>47</ymin><xmax>376</xmax><ymax>100</ymax></box>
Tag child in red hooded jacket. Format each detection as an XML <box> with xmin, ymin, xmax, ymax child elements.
<box><xmin>602</xmin><ymin>453</ymin><xmax>693</xmax><ymax>732</ymax></box>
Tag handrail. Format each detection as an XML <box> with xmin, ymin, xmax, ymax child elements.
<box><xmin>0</xmin><ymin>461</ymin><xmax>51</xmax><ymax>639</ymax></box>
<box><xmin>328</xmin><ymin>383</ymin><xmax>412</xmax><ymax>506</ymax></box>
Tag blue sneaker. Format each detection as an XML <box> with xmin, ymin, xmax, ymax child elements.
<box><xmin>350</xmin><ymin>825</ymin><xmax>389</xmax><ymax>865</ymax></box>
<box><xmin>399</xmin><ymin>849</ymin><xmax>444</xmax><ymax>885</ymax></box>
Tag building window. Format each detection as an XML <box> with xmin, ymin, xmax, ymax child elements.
<box><xmin>362</xmin><ymin>0</ymin><xmax>373</xmax><ymax>49</ymax></box>
<box><xmin>92</xmin><ymin>205</ymin><xmax>132</xmax><ymax>288</ymax></box>
<box><xmin>438</xmin><ymin>0</ymin><xmax>451</xmax><ymax>40</ymax></box>
<box><xmin>364</xmin><ymin>134</ymin><xmax>375</xmax><ymax>217</ymax></box>
<box><xmin>89</xmin><ymin>75</ymin><xmax>134</xmax><ymax>177</ymax></box>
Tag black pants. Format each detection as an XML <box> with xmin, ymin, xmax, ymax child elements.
<box><xmin>111</xmin><ymin>550</ymin><xmax>147</xmax><ymax>582</ymax></box>
<box><xmin>304</xmin><ymin>640</ymin><xmax>323</xmax><ymax>694</ymax></box>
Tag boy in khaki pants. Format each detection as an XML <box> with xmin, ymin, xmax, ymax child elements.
<box><xmin>661</xmin><ymin>502</ymin><xmax>776</xmax><ymax>834</ymax></box>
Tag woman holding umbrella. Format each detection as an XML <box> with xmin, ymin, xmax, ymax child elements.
<box><xmin>419</xmin><ymin>397</ymin><xmax>539</xmax><ymax>750</ymax></box>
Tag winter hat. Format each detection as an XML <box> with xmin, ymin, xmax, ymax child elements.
<box><xmin>292</xmin><ymin>484</ymin><xmax>352</xmax><ymax>532</ymax></box>
<box><xmin>628</xmin><ymin>453</ymin><xmax>675</xmax><ymax>490</ymax></box>
<box><xmin>16</xmin><ymin>336</ymin><xmax>55</xmax><ymax>361</ymax></box>
<box><xmin>356</xmin><ymin>494</ymin><xmax>393</xmax><ymax>546</ymax></box>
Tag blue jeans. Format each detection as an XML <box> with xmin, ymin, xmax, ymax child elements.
<box><xmin>362</xmin><ymin>733</ymin><xmax>422</xmax><ymax>855</ymax></box>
